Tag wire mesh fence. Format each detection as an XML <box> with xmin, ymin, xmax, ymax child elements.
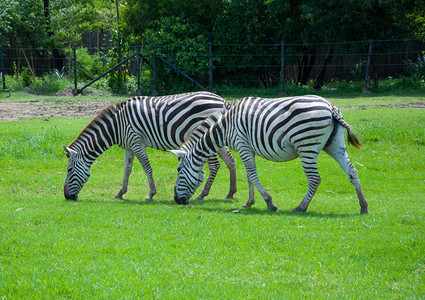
<box><xmin>1</xmin><ymin>39</ymin><xmax>424</xmax><ymax>95</ymax></box>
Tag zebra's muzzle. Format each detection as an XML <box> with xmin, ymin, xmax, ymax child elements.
<box><xmin>65</xmin><ymin>194</ymin><xmax>78</xmax><ymax>201</ymax></box>
<box><xmin>64</xmin><ymin>190</ymin><xmax>78</xmax><ymax>201</ymax></box>
<box><xmin>174</xmin><ymin>188</ymin><xmax>189</xmax><ymax>205</ymax></box>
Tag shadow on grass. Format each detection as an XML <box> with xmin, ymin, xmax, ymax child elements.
<box><xmin>193</xmin><ymin>206</ymin><xmax>356</xmax><ymax>218</ymax></box>
<box><xmin>184</xmin><ymin>197</ymin><xmax>358</xmax><ymax>219</ymax></box>
<box><xmin>77</xmin><ymin>197</ymin><xmax>175</xmax><ymax>206</ymax></box>
<box><xmin>67</xmin><ymin>196</ymin><xmax>360</xmax><ymax>218</ymax></box>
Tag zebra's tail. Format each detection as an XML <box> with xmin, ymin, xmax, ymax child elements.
<box><xmin>331</xmin><ymin>104</ymin><xmax>362</xmax><ymax>149</ymax></box>
<box><xmin>347</xmin><ymin>128</ymin><xmax>362</xmax><ymax>149</ymax></box>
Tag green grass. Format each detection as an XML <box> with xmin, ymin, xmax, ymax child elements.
<box><xmin>0</xmin><ymin>100</ymin><xmax>424</xmax><ymax>298</ymax></box>
<box><xmin>2</xmin><ymin>77</ymin><xmax>425</xmax><ymax>102</ymax></box>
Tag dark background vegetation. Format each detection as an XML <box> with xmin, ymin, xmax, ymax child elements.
<box><xmin>1</xmin><ymin>0</ymin><xmax>425</xmax><ymax>95</ymax></box>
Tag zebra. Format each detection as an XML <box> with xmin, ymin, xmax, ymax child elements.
<box><xmin>171</xmin><ymin>95</ymin><xmax>369</xmax><ymax>214</ymax></box>
<box><xmin>63</xmin><ymin>92</ymin><xmax>237</xmax><ymax>201</ymax></box>
<box><xmin>172</xmin><ymin>107</ymin><xmax>230</xmax><ymax>204</ymax></box>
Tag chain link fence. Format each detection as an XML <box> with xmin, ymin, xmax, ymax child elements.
<box><xmin>1</xmin><ymin>39</ymin><xmax>424</xmax><ymax>95</ymax></box>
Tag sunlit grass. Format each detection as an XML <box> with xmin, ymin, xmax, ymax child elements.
<box><xmin>0</xmin><ymin>105</ymin><xmax>424</xmax><ymax>298</ymax></box>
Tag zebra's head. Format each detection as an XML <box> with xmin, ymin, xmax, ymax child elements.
<box><xmin>170</xmin><ymin>150</ymin><xmax>204</xmax><ymax>205</ymax></box>
<box><xmin>63</xmin><ymin>146</ymin><xmax>91</xmax><ymax>201</ymax></box>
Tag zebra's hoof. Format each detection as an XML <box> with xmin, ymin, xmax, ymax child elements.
<box><xmin>360</xmin><ymin>207</ymin><xmax>370</xmax><ymax>215</ymax></box>
<box><xmin>243</xmin><ymin>200</ymin><xmax>255</xmax><ymax>208</ymax></box>
<box><xmin>268</xmin><ymin>204</ymin><xmax>278</xmax><ymax>211</ymax></box>
<box><xmin>291</xmin><ymin>206</ymin><xmax>307</xmax><ymax>213</ymax></box>
<box><xmin>225</xmin><ymin>193</ymin><xmax>235</xmax><ymax>199</ymax></box>
<box><xmin>114</xmin><ymin>194</ymin><xmax>123</xmax><ymax>200</ymax></box>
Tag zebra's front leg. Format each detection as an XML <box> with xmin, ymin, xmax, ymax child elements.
<box><xmin>242</xmin><ymin>175</ymin><xmax>255</xmax><ymax>208</ymax></box>
<box><xmin>196</xmin><ymin>155</ymin><xmax>220</xmax><ymax>200</ymax></box>
<box><xmin>217</xmin><ymin>147</ymin><xmax>237</xmax><ymax>199</ymax></box>
<box><xmin>239</xmin><ymin>148</ymin><xmax>278</xmax><ymax>211</ymax></box>
<box><xmin>292</xmin><ymin>159</ymin><xmax>321</xmax><ymax>213</ymax></box>
<box><xmin>114</xmin><ymin>148</ymin><xmax>134</xmax><ymax>199</ymax></box>
<box><xmin>134</xmin><ymin>146</ymin><xmax>156</xmax><ymax>201</ymax></box>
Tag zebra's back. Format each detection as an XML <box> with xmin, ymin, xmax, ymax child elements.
<box><xmin>122</xmin><ymin>92</ymin><xmax>225</xmax><ymax>150</ymax></box>
<box><xmin>226</xmin><ymin>95</ymin><xmax>335</xmax><ymax>161</ymax></box>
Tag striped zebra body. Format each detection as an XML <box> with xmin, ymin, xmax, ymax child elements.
<box><xmin>63</xmin><ymin>92</ymin><xmax>237</xmax><ymax>201</ymax></box>
<box><xmin>172</xmin><ymin>95</ymin><xmax>369</xmax><ymax>214</ymax></box>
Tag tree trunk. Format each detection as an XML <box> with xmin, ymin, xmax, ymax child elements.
<box><xmin>313</xmin><ymin>45</ymin><xmax>334</xmax><ymax>91</ymax></box>
<box><xmin>296</xmin><ymin>47</ymin><xmax>316</xmax><ymax>85</ymax></box>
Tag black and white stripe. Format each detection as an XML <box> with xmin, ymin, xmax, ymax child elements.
<box><xmin>172</xmin><ymin>95</ymin><xmax>369</xmax><ymax>214</ymax></box>
<box><xmin>63</xmin><ymin>92</ymin><xmax>237</xmax><ymax>201</ymax></box>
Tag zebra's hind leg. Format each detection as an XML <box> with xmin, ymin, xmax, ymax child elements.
<box><xmin>292</xmin><ymin>157</ymin><xmax>322</xmax><ymax>213</ymax></box>
<box><xmin>134</xmin><ymin>146</ymin><xmax>157</xmax><ymax>201</ymax></box>
<box><xmin>217</xmin><ymin>147</ymin><xmax>237</xmax><ymax>199</ymax></box>
<box><xmin>196</xmin><ymin>154</ymin><xmax>220</xmax><ymax>199</ymax></box>
<box><xmin>115</xmin><ymin>148</ymin><xmax>134</xmax><ymax>199</ymax></box>
<box><xmin>324</xmin><ymin>128</ymin><xmax>369</xmax><ymax>214</ymax></box>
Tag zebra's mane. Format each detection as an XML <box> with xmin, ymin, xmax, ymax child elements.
<box><xmin>180</xmin><ymin>110</ymin><xmax>224</xmax><ymax>152</ymax></box>
<box><xmin>224</xmin><ymin>99</ymin><xmax>238</xmax><ymax>110</ymax></box>
<box><xmin>69</xmin><ymin>100</ymin><xmax>128</xmax><ymax>146</ymax></box>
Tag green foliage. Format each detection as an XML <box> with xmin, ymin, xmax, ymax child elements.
<box><xmin>351</xmin><ymin>61</ymin><xmax>365</xmax><ymax>81</ymax></box>
<box><xmin>0</xmin><ymin>0</ymin><xmax>19</xmax><ymax>46</ymax></box>
<box><xmin>49</xmin><ymin>0</ymin><xmax>100</xmax><ymax>47</ymax></box>
<box><xmin>67</xmin><ymin>47</ymin><xmax>110</xmax><ymax>81</ymax></box>
<box><xmin>2</xmin><ymin>0</ymin><xmax>425</xmax><ymax>95</ymax></box>
<box><xmin>406</xmin><ymin>54</ymin><xmax>425</xmax><ymax>81</ymax></box>
<box><xmin>5</xmin><ymin>71</ymin><xmax>69</xmax><ymax>95</ymax></box>
<box><xmin>144</xmin><ymin>16</ymin><xmax>209</xmax><ymax>92</ymax></box>
<box><xmin>0</xmin><ymin>105</ymin><xmax>425</xmax><ymax>298</ymax></box>
<box><xmin>32</xmin><ymin>73</ymin><xmax>70</xmax><ymax>95</ymax></box>
<box><xmin>123</xmin><ymin>0</ymin><xmax>424</xmax><ymax>46</ymax></box>
<box><xmin>20</xmin><ymin>67</ymin><xmax>33</xmax><ymax>87</ymax></box>
<box><xmin>301</xmin><ymin>0</ymin><xmax>419</xmax><ymax>42</ymax></box>
<box><xmin>1</xmin><ymin>0</ymin><xmax>46</xmax><ymax>47</ymax></box>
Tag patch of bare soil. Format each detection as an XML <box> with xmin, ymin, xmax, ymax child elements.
<box><xmin>339</xmin><ymin>101</ymin><xmax>425</xmax><ymax>110</ymax></box>
<box><xmin>0</xmin><ymin>99</ymin><xmax>424</xmax><ymax>121</ymax></box>
<box><xmin>0</xmin><ymin>100</ymin><xmax>115</xmax><ymax>121</ymax></box>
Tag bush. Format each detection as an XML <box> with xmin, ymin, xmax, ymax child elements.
<box><xmin>405</xmin><ymin>54</ymin><xmax>425</xmax><ymax>81</ymax></box>
<box><xmin>5</xmin><ymin>71</ymin><xmax>70</xmax><ymax>94</ymax></box>
<box><xmin>30</xmin><ymin>73</ymin><xmax>70</xmax><ymax>94</ymax></box>
<box><xmin>65</xmin><ymin>47</ymin><xmax>111</xmax><ymax>82</ymax></box>
<box><xmin>21</xmin><ymin>67</ymin><xmax>33</xmax><ymax>87</ymax></box>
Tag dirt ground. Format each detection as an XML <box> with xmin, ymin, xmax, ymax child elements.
<box><xmin>1</xmin><ymin>98</ymin><xmax>424</xmax><ymax>121</ymax></box>
<box><xmin>0</xmin><ymin>99</ymin><xmax>115</xmax><ymax>121</ymax></box>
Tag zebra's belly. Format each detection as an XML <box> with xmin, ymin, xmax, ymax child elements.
<box><xmin>252</xmin><ymin>143</ymin><xmax>299</xmax><ymax>162</ymax></box>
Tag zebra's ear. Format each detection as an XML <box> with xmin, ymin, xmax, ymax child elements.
<box><xmin>63</xmin><ymin>146</ymin><xmax>77</xmax><ymax>158</ymax></box>
<box><xmin>168</xmin><ymin>149</ymin><xmax>186</xmax><ymax>159</ymax></box>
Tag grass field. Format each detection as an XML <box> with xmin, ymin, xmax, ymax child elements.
<box><xmin>0</xmin><ymin>94</ymin><xmax>424</xmax><ymax>298</ymax></box>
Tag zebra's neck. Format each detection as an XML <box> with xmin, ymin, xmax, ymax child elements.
<box><xmin>69</xmin><ymin>102</ymin><xmax>125</xmax><ymax>164</ymax></box>
<box><xmin>188</xmin><ymin>114</ymin><xmax>227</xmax><ymax>170</ymax></box>
<box><xmin>180</xmin><ymin>110</ymin><xmax>223</xmax><ymax>153</ymax></box>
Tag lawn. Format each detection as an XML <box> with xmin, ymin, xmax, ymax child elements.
<box><xmin>0</xmin><ymin>94</ymin><xmax>424</xmax><ymax>298</ymax></box>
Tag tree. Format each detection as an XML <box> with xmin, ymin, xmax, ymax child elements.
<box><xmin>0</xmin><ymin>0</ymin><xmax>19</xmax><ymax>46</ymax></box>
<box><xmin>296</xmin><ymin>0</ymin><xmax>425</xmax><ymax>89</ymax></box>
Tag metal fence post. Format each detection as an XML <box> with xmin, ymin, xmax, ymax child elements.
<box><xmin>363</xmin><ymin>39</ymin><xmax>373</xmax><ymax>94</ymax></box>
<box><xmin>152</xmin><ymin>47</ymin><xmax>158</xmax><ymax>96</ymax></box>
<box><xmin>279</xmin><ymin>41</ymin><xmax>286</xmax><ymax>95</ymax></box>
<box><xmin>0</xmin><ymin>47</ymin><xmax>7</xmax><ymax>92</ymax></box>
<box><xmin>208</xmin><ymin>42</ymin><xmax>215</xmax><ymax>93</ymax></box>
<box><xmin>136</xmin><ymin>45</ymin><xmax>142</xmax><ymax>96</ymax></box>
<box><xmin>72</xmin><ymin>47</ymin><xmax>81</xmax><ymax>96</ymax></box>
